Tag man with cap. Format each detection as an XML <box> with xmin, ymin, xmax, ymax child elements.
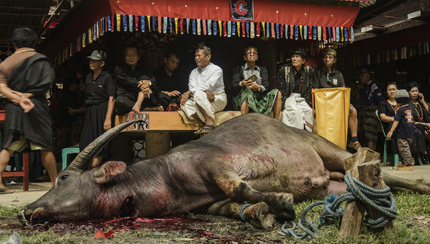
<box><xmin>313</xmin><ymin>47</ymin><xmax>361</xmax><ymax>150</ymax></box>
<box><xmin>114</xmin><ymin>45</ymin><xmax>162</xmax><ymax>115</ymax></box>
<box><xmin>356</xmin><ymin>69</ymin><xmax>384</xmax><ymax>151</ymax></box>
<box><xmin>277</xmin><ymin>47</ymin><xmax>314</xmax><ymax>131</ymax></box>
<box><xmin>0</xmin><ymin>27</ymin><xmax>57</xmax><ymax>193</ymax></box>
<box><xmin>387</xmin><ymin>89</ymin><xmax>415</xmax><ymax>171</ymax></box>
<box><xmin>80</xmin><ymin>50</ymin><xmax>116</xmax><ymax>168</ymax></box>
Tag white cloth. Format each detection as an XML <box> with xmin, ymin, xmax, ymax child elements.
<box><xmin>181</xmin><ymin>90</ymin><xmax>227</xmax><ymax>123</ymax></box>
<box><xmin>281</xmin><ymin>93</ymin><xmax>313</xmax><ymax>132</ymax></box>
<box><xmin>189</xmin><ymin>62</ymin><xmax>224</xmax><ymax>93</ymax></box>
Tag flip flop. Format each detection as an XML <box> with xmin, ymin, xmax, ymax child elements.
<box><xmin>194</xmin><ymin>124</ymin><xmax>215</xmax><ymax>134</ymax></box>
<box><xmin>0</xmin><ymin>188</ymin><xmax>13</xmax><ymax>194</ymax></box>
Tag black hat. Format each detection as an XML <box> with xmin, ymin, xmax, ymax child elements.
<box><xmin>290</xmin><ymin>48</ymin><xmax>307</xmax><ymax>60</ymax></box>
<box><xmin>87</xmin><ymin>50</ymin><xmax>106</xmax><ymax>61</ymax></box>
<box><xmin>395</xmin><ymin>89</ymin><xmax>409</xmax><ymax>104</ymax></box>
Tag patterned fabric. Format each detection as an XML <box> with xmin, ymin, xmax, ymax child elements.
<box><xmin>277</xmin><ymin>64</ymin><xmax>313</xmax><ymax>109</ymax></box>
<box><xmin>357</xmin><ymin>104</ymin><xmax>379</xmax><ymax>142</ymax></box>
<box><xmin>233</xmin><ymin>87</ymin><xmax>279</xmax><ymax>115</ymax></box>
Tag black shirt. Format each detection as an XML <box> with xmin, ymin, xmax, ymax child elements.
<box><xmin>153</xmin><ymin>65</ymin><xmax>187</xmax><ymax>94</ymax></box>
<box><xmin>114</xmin><ymin>64</ymin><xmax>156</xmax><ymax>100</ymax></box>
<box><xmin>85</xmin><ymin>70</ymin><xmax>116</xmax><ymax>106</ymax></box>
<box><xmin>394</xmin><ymin>105</ymin><xmax>414</xmax><ymax>139</ymax></box>
<box><xmin>313</xmin><ymin>66</ymin><xmax>345</xmax><ymax>88</ymax></box>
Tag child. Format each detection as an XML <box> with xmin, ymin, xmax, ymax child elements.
<box><xmin>387</xmin><ymin>89</ymin><xmax>414</xmax><ymax>170</ymax></box>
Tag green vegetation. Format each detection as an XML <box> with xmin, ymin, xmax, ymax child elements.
<box><xmin>0</xmin><ymin>192</ymin><xmax>429</xmax><ymax>243</ymax></box>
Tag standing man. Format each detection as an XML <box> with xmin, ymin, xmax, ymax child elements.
<box><xmin>0</xmin><ymin>27</ymin><xmax>57</xmax><ymax>193</ymax></box>
<box><xmin>356</xmin><ymin>69</ymin><xmax>384</xmax><ymax>151</ymax></box>
<box><xmin>180</xmin><ymin>45</ymin><xmax>227</xmax><ymax>134</ymax></box>
<box><xmin>313</xmin><ymin>48</ymin><xmax>361</xmax><ymax>150</ymax></box>
<box><xmin>153</xmin><ymin>51</ymin><xmax>187</xmax><ymax>110</ymax></box>
<box><xmin>114</xmin><ymin>45</ymin><xmax>162</xmax><ymax>115</ymax></box>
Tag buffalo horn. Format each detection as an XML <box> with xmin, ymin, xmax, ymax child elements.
<box><xmin>67</xmin><ymin>120</ymin><xmax>138</xmax><ymax>171</ymax></box>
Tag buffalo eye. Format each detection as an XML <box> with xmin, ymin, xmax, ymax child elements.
<box><xmin>61</xmin><ymin>175</ymin><xmax>69</xmax><ymax>181</ymax></box>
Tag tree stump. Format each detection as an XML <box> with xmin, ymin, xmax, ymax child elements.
<box><xmin>337</xmin><ymin>148</ymin><xmax>380</xmax><ymax>239</ymax></box>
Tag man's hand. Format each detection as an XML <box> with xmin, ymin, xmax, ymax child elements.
<box><xmin>205</xmin><ymin>90</ymin><xmax>215</xmax><ymax>102</ymax></box>
<box><xmin>242</xmin><ymin>78</ymin><xmax>252</xmax><ymax>87</ymax></box>
<box><xmin>164</xmin><ymin>90</ymin><xmax>181</xmax><ymax>97</ymax></box>
<box><xmin>249</xmin><ymin>82</ymin><xmax>260</xmax><ymax>91</ymax></box>
<box><xmin>142</xmin><ymin>87</ymin><xmax>152</xmax><ymax>98</ymax></box>
<box><xmin>19</xmin><ymin>97</ymin><xmax>34</xmax><ymax>113</ymax></box>
<box><xmin>180</xmin><ymin>92</ymin><xmax>190</xmax><ymax>106</ymax></box>
<box><xmin>104</xmin><ymin>119</ymin><xmax>112</xmax><ymax>131</ymax></box>
<box><xmin>138</xmin><ymin>80</ymin><xmax>152</xmax><ymax>91</ymax></box>
<box><xmin>387</xmin><ymin>131</ymin><xmax>393</xmax><ymax>138</ymax></box>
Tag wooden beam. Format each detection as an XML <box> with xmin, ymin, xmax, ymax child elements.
<box><xmin>0</xmin><ymin>23</ymin><xmax>41</xmax><ymax>28</ymax></box>
<box><xmin>38</xmin><ymin>0</ymin><xmax>68</xmax><ymax>38</ymax></box>
<box><xmin>0</xmin><ymin>12</ymin><xmax>45</xmax><ymax>16</ymax></box>
<box><xmin>0</xmin><ymin>6</ymin><xmax>47</xmax><ymax>11</ymax></box>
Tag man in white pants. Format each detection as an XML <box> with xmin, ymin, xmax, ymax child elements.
<box><xmin>180</xmin><ymin>45</ymin><xmax>227</xmax><ymax>134</ymax></box>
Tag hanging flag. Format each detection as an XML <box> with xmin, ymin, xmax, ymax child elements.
<box><xmin>203</xmin><ymin>19</ymin><xmax>207</xmax><ymax>35</ymax></box>
<box><xmin>230</xmin><ymin>0</ymin><xmax>254</xmax><ymax>21</ymax></box>
<box><xmin>208</xmin><ymin>20</ymin><xmax>212</xmax><ymax>35</ymax></box>
<box><xmin>141</xmin><ymin>16</ymin><xmax>145</xmax><ymax>32</ymax></box>
<box><xmin>116</xmin><ymin>15</ymin><xmax>121</xmax><ymax>32</ymax></box>
<box><xmin>213</xmin><ymin>20</ymin><xmax>218</xmax><ymax>36</ymax></box>
<box><xmin>227</xmin><ymin>21</ymin><xmax>232</xmax><ymax>37</ymax></box>
<box><xmin>299</xmin><ymin>25</ymin><xmax>302</xmax><ymax>40</ymax></box>
<box><xmin>186</xmin><ymin>19</ymin><xmax>190</xmax><ymax>34</ymax></box>
<box><xmin>152</xmin><ymin>16</ymin><xmax>156</xmax><ymax>31</ymax></box>
<box><xmin>192</xmin><ymin>19</ymin><xmax>196</xmax><ymax>35</ymax></box>
<box><xmin>294</xmin><ymin>25</ymin><xmax>298</xmax><ymax>40</ymax></box>
<box><xmin>237</xmin><ymin>22</ymin><xmax>240</xmax><ymax>37</ymax></box>
<box><xmin>134</xmin><ymin>16</ymin><xmax>138</xmax><ymax>31</ymax></box>
<box><xmin>128</xmin><ymin>15</ymin><xmax>133</xmax><ymax>32</ymax></box>
<box><xmin>275</xmin><ymin>24</ymin><xmax>279</xmax><ymax>39</ymax></box>
<box><xmin>107</xmin><ymin>15</ymin><xmax>112</xmax><ymax>31</ymax></box>
<box><xmin>266</xmin><ymin>22</ymin><xmax>270</xmax><ymax>38</ymax></box>
<box><xmin>169</xmin><ymin>17</ymin><xmax>173</xmax><ymax>33</ymax></box>
<box><xmin>219</xmin><ymin>20</ymin><xmax>223</xmax><ymax>36</ymax></box>
<box><xmin>246</xmin><ymin>22</ymin><xmax>250</xmax><ymax>38</ymax></box>
<box><xmin>250</xmin><ymin>22</ymin><xmax>255</xmax><ymax>38</ymax></box>
<box><xmin>163</xmin><ymin>17</ymin><xmax>167</xmax><ymax>33</ymax></box>
<box><xmin>290</xmin><ymin>25</ymin><xmax>293</xmax><ymax>39</ymax></box>
<box><xmin>280</xmin><ymin>24</ymin><xmax>284</xmax><ymax>39</ymax></box>
<box><xmin>242</xmin><ymin>22</ymin><xmax>245</xmax><ymax>37</ymax></box>
<box><xmin>197</xmin><ymin>19</ymin><xmax>201</xmax><ymax>35</ymax></box>
<box><xmin>158</xmin><ymin>17</ymin><xmax>162</xmax><ymax>33</ymax></box>
<box><xmin>223</xmin><ymin>21</ymin><xmax>227</xmax><ymax>36</ymax></box>
<box><xmin>147</xmin><ymin>16</ymin><xmax>151</xmax><ymax>31</ymax></box>
<box><xmin>256</xmin><ymin>22</ymin><xmax>260</xmax><ymax>37</ymax></box>
<box><xmin>122</xmin><ymin>15</ymin><xmax>127</xmax><ymax>31</ymax></box>
<box><xmin>285</xmin><ymin>25</ymin><xmax>288</xmax><ymax>39</ymax></box>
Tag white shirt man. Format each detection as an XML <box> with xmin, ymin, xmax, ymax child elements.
<box><xmin>180</xmin><ymin>46</ymin><xmax>227</xmax><ymax>134</ymax></box>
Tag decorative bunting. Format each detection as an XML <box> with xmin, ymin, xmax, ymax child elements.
<box><xmin>294</xmin><ymin>25</ymin><xmax>298</xmax><ymax>40</ymax></box>
<box><xmin>219</xmin><ymin>20</ymin><xmax>223</xmax><ymax>37</ymax></box>
<box><xmin>266</xmin><ymin>22</ymin><xmax>270</xmax><ymax>38</ymax></box>
<box><xmin>141</xmin><ymin>16</ymin><xmax>145</xmax><ymax>32</ymax></box>
<box><xmin>163</xmin><ymin>17</ymin><xmax>167</xmax><ymax>33</ymax></box>
<box><xmin>350</xmin><ymin>27</ymin><xmax>354</xmax><ymax>42</ymax></box>
<box><xmin>129</xmin><ymin>15</ymin><xmax>133</xmax><ymax>32</ymax></box>
<box><xmin>223</xmin><ymin>21</ymin><xmax>227</xmax><ymax>37</ymax></box>
<box><xmin>237</xmin><ymin>22</ymin><xmax>240</xmax><ymax>37</ymax></box>
<box><xmin>147</xmin><ymin>16</ymin><xmax>151</xmax><ymax>31</ymax></box>
<box><xmin>232</xmin><ymin>21</ymin><xmax>236</xmax><ymax>36</ymax></box>
<box><xmin>122</xmin><ymin>15</ymin><xmax>127</xmax><ymax>31</ymax></box>
<box><xmin>208</xmin><ymin>20</ymin><xmax>212</xmax><ymax>35</ymax></box>
<box><xmin>303</xmin><ymin>26</ymin><xmax>307</xmax><ymax>40</ymax></box>
<box><xmin>271</xmin><ymin>23</ymin><xmax>275</xmax><ymax>38</ymax></box>
<box><xmin>242</xmin><ymin>22</ymin><xmax>246</xmax><ymax>38</ymax></box>
<box><xmin>246</xmin><ymin>22</ymin><xmax>250</xmax><ymax>38</ymax></box>
<box><xmin>317</xmin><ymin>26</ymin><xmax>321</xmax><ymax>41</ymax></box>
<box><xmin>227</xmin><ymin>21</ymin><xmax>232</xmax><ymax>37</ymax></box>
<box><xmin>250</xmin><ymin>22</ymin><xmax>255</xmax><ymax>38</ymax></box>
<box><xmin>202</xmin><ymin>19</ymin><xmax>207</xmax><ymax>35</ymax></box>
<box><xmin>134</xmin><ymin>16</ymin><xmax>138</xmax><ymax>31</ymax></box>
<box><xmin>213</xmin><ymin>20</ymin><xmax>218</xmax><ymax>36</ymax></box>
<box><xmin>158</xmin><ymin>17</ymin><xmax>162</xmax><ymax>33</ymax></box>
<box><xmin>299</xmin><ymin>25</ymin><xmax>302</xmax><ymax>40</ymax></box>
<box><xmin>192</xmin><ymin>19</ymin><xmax>196</xmax><ymax>35</ymax></box>
<box><xmin>197</xmin><ymin>19</ymin><xmax>201</xmax><ymax>35</ymax></box>
<box><xmin>169</xmin><ymin>17</ymin><xmax>173</xmax><ymax>33</ymax></box>
<box><xmin>180</xmin><ymin>18</ymin><xmax>184</xmax><ymax>34</ymax></box>
<box><xmin>152</xmin><ymin>16</ymin><xmax>156</xmax><ymax>31</ymax></box>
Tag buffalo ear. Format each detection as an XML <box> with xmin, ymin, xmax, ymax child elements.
<box><xmin>91</xmin><ymin>161</ymin><xmax>127</xmax><ymax>184</ymax></box>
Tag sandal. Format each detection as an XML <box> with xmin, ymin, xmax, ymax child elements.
<box><xmin>194</xmin><ymin>124</ymin><xmax>215</xmax><ymax>134</ymax></box>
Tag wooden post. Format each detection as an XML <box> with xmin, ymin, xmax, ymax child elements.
<box><xmin>338</xmin><ymin>148</ymin><xmax>380</xmax><ymax>239</ymax></box>
<box><xmin>357</xmin><ymin>161</ymin><xmax>394</xmax><ymax>233</ymax></box>
<box><xmin>145</xmin><ymin>131</ymin><xmax>170</xmax><ymax>159</ymax></box>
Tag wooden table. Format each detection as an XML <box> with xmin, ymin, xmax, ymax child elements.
<box><xmin>111</xmin><ymin>112</ymin><xmax>199</xmax><ymax>162</ymax></box>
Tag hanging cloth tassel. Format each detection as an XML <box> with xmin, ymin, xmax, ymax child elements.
<box><xmin>186</xmin><ymin>19</ymin><xmax>190</xmax><ymax>34</ymax></box>
<box><xmin>147</xmin><ymin>16</ymin><xmax>151</xmax><ymax>31</ymax></box>
<box><xmin>271</xmin><ymin>23</ymin><xmax>275</xmax><ymax>38</ymax></box>
<box><xmin>285</xmin><ymin>25</ymin><xmax>288</xmax><ymax>39</ymax></box>
<box><xmin>275</xmin><ymin>24</ymin><xmax>279</xmax><ymax>39</ymax></box>
<box><xmin>256</xmin><ymin>22</ymin><xmax>260</xmax><ymax>37</ymax></box>
<box><xmin>101</xmin><ymin>17</ymin><xmax>105</xmax><ymax>36</ymax></box>
<box><xmin>213</xmin><ymin>20</ymin><xmax>218</xmax><ymax>36</ymax></box>
<box><xmin>327</xmin><ymin>27</ymin><xmax>332</xmax><ymax>41</ymax></box>
<box><xmin>335</xmin><ymin>27</ymin><xmax>340</xmax><ymax>42</ymax></box>
<box><xmin>223</xmin><ymin>21</ymin><xmax>227</xmax><ymax>37</ymax></box>
<box><xmin>134</xmin><ymin>16</ymin><xmax>138</xmax><ymax>31</ymax></box>
<box><xmin>323</xmin><ymin>27</ymin><xmax>326</xmax><ymax>41</ymax></box>
<box><xmin>246</xmin><ymin>22</ymin><xmax>250</xmax><ymax>38</ymax></box>
<box><xmin>350</xmin><ymin>27</ymin><xmax>354</xmax><ymax>42</ymax></box>
<box><xmin>180</xmin><ymin>18</ymin><xmax>184</xmax><ymax>34</ymax></box>
<box><xmin>299</xmin><ymin>25</ymin><xmax>303</xmax><ymax>40</ymax></box>
<box><xmin>197</xmin><ymin>19</ymin><xmax>201</xmax><ymax>35</ymax></box>
<box><xmin>290</xmin><ymin>25</ymin><xmax>294</xmax><ymax>39</ymax></box>
<box><xmin>303</xmin><ymin>26</ymin><xmax>307</xmax><ymax>40</ymax></box>
<box><xmin>340</xmin><ymin>27</ymin><xmax>344</xmax><ymax>42</ymax></box>
<box><xmin>344</xmin><ymin>27</ymin><xmax>348</xmax><ymax>42</ymax></box>
<box><xmin>116</xmin><ymin>15</ymin><xmax>121</xmax><ymax>32</ymax></box>
<box><xmin>219</xmin><ymin>21</ymin><xmax>223</xmax><ymax>36</ymax></box>
<box><xmin>156</xmin><ymin>17</ymin><xmax>160</xmax><ymax>33</ymax></box>
<box><xmin>237</xmin><ymin>22</ymin><xmax>240</xmax><ymax>37</ymax></box>
<box><xmin>152</xmin><ymin>16</ymin><xmax>156</xmax><ymax>31</ymax></box>
<box><xmin>192</xmin><ymin>19</ymin><xmax>196</xmax><ymax>35</ymax></box>
<box><xmin>141</xmin><ymin>16</ymin><xmax>145</xmax><ymax>32</ymax></box>
<box><xmin>312</xmin><ymin>26</ymin><xmax>317</xmax><ymax>40</ymax></box>
<box><xmin>232</xmin><ymin>21</ymin><xmax>236</xmax><ymax>36</ymax></box>
<box><xmin>250</xmin><ymin>22</ymin><xmax>255</xmax><ymax>38</ymax></box>
<box><xmin>266</xmin><ymin>22</ymin><xmax>270</xmax><ymax>38</ymax></box>
<box><xmin>208</xmin><ymin>20</ymin><xmax>212</xmax><ymax>35</ymax></box>
<box><xmin>88</xmin><ymin>28</ymin><xmax>92</xmax><ymax>44</ymax></box>
<box><xmin>122</xmin><ymin>15</ymin><xmax>127</xmax><ymax>32</ymax></box>
<box><xmin>97</xmin><ymin>21</ymin><xmax>100</xmax><ymax>39</ymax></box>
<box><xmin>163</xmin><ymin>17</ymin><xmax>168</xmax><ymax>33</ymax></box>
<box><xmin>169</xmin><ymin>17</ymin><xmax>173</xmax><ymax>33</ymax></box>
<box><xmin>129</xmin><ymin>15</ymin><xmax>133</xmax><ymax>32</ymax></box>
<box><xmin>203</xmin><ymin>19</ymin><xmax>207</xmax><ymax>35</ymax></box>
<box><xmin>242</xmin><ymin>22</ymin><xmax>246</xmax><ymax>37</ymax></box>
<box><xmin>317</xmin><ymin>26</ymin><xmax>321</xmax><ymax>41</ymax></box>
<box><xmin>261</xmin><ymin>22</ymin><xmax>265</xmax><ymax>38</ymax></box>
<box><xmin>294</xmin><ymin>25</ymin><xmax>299</xmax><ymax>40</ymax></box>
<box><xmin>107</xmin><ymin>15</ymin><xmax>112</xmax><ymax>31</ymax></box>
<box><xmin>280</xmin><ymin>24</ymin><xmax>284</xmax><ymax>39</ymax></box>
<box><xmin>227</xmin><ymin>21</ymin><xmax>232</xmax><ymax>37</ymax></box>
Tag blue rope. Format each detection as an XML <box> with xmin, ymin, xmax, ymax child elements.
<box><xmin>239</xmin><ymin>203</ymin><xmax>252</xmax><ymax>221</ymax></box>
<box><xmin>281</xmin><ymin>170</ymin><xmax>397</xmax><ymax>239</ymax></box>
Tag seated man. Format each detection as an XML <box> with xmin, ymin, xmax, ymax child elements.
<box><xmin>153</xmin><ymin>51</ymin><xmax>187</xmax><ymax>110</ymax></box>
<box><xmin>313</xmin><ymin>48</ymin><xmax>361</xmax><ymax>150</ymax></box>
<box><xmin>232</xmin><ymin>46</ymin><xmax>282</xmax><ymax>119</ymax></box>
<box><xmin>180</xmin><ymin>45</ymin><xmax>227</xmax><ymax>134</ymax></box>
<box><xmin>114</xmin><ymin>45</ymin><xmax>162</xmax><ymax>115</ymax></box>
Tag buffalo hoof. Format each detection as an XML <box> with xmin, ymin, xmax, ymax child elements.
<box><xmin>243</xmin><ymin>202</ymin><xmax>275</xmax><ymax>230</ymax></box>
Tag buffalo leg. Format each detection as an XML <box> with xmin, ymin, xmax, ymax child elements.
<box><xmin>382</xmin><ymin>171</ymin><xmax>430</xmax><ymax>194</ymax></box>
<box><xmin>207</xmin><ymin>199</ymin><xmax>275</xmax><ymax>229</ymax></box>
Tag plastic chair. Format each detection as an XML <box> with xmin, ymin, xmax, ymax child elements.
<box><xmin>375</xmin><ymin>110</ymin><xmax>399</xmax><ymax>167</ymax></box>
<box><xmin>62</xmin><ymin>147</ymin><xmax>80</xmax><ymax>170</ymax></box>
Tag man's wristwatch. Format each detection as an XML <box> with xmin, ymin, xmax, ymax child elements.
<box><xmin>258</xmin><ymin>87</ymin><xmax>262</xmax><ymax>92</ymax></box>
<box><xmin>148</xmin><ymin>81</ymin><xmax>152</xmax><ymax>86</ymax></box>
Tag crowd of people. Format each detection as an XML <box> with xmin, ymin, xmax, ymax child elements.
<box><xmin>0</xmin><ymin>27</ymin><xmax>428</xmax><ymax>193</ymax></box>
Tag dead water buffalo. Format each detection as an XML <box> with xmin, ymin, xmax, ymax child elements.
<box><xmin>19</xmin><ymin>114</ymin><xmax>430</xmax><ymax>229</ymax></box>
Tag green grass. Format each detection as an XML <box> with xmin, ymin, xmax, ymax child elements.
<box><xmin>1</xmin><ymin>192</ymin><xmax>430</xmax><ymax>243</ymax></box>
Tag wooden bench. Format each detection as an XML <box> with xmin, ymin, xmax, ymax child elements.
<box><xmin>111</xmin><ymin>111</ymin><xmax>199</xmax><ymax>161</ymax></box>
